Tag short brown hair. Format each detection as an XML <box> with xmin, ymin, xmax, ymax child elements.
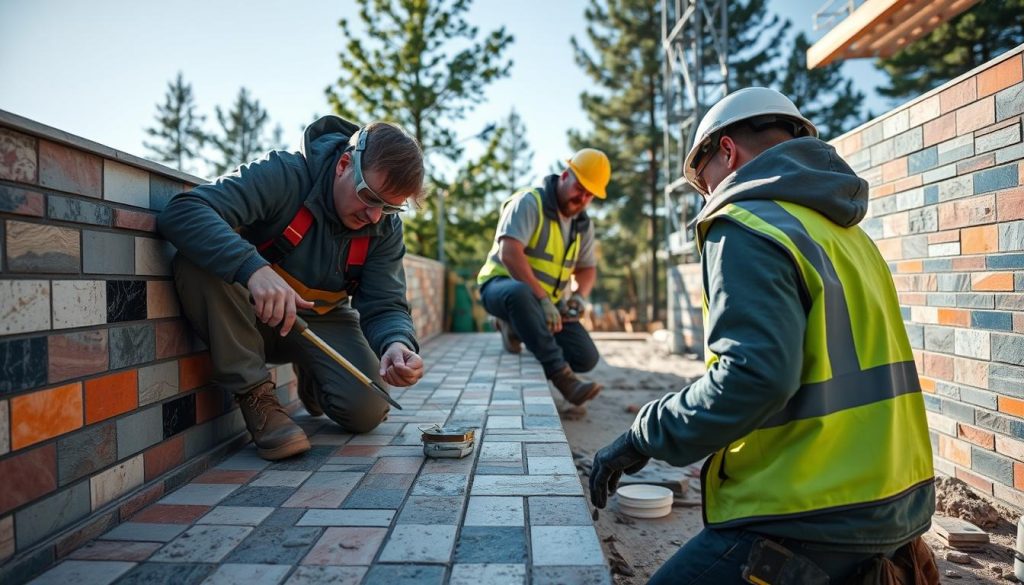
<box><xmin>352</xmin><ymin>121</ymin><xmax>425</xmax><ymax>202</ymax></box>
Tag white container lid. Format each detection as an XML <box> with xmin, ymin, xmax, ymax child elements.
<box><xmin>616</xmin><ymin>484</ymin><xmax>674</xmax><ymax>508</ymax></box>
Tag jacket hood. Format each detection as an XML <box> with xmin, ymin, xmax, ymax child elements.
<box><xmin>301</xmin><ymin>115</ymin><xmax>361</xmax><ymax>176</ymax></box>
<box><xmin>692</xmin><ymin>137</ymin><xmax>869</xmax><ymax>229</ymax></box>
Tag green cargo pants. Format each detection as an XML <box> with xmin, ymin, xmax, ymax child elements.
<box><xmin>172</xmin><ymin>255</ymin><xmax>389</xmax><ymax>433</ymax></box>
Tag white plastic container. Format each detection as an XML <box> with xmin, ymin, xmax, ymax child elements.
<box><xmin>1014</xmin><ymin>515</ymin><xmax>1024</xmax><ymax>581</ymax></box>
<box><xmin>616</xmin><ymin>484</ymin><xmax>674</xmax><ymax>519</ymax></box>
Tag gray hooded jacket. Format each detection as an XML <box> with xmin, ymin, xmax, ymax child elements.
<box><xmin>157</xmin><ymin>116</ymin><xmax>418</xmax><ymax>355</ymax></box>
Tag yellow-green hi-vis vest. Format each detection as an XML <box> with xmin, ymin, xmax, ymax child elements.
<box><xmin>695</xmin><ymin>199</ymin><xmax>934</xmax><ymax>527</ymax></box>
<box><xmin>478</xmin><ymin>189</ymin><xmax>581</xmax><ymax>303</ymax></box>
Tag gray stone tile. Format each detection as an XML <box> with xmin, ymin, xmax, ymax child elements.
<box><xmin>115</xmin><ymin>562</ymin><xmax>214</xmax><ymax>585</ymax></box>
<box><xmin>48</xmin><ymin>194</ymin><xmax>112</xmax><ymax>226</ymax></box>
<box><xmin>149</xmin><ymin>175</ymin><xmax>182</xmax><ymax>212</ymax></box>
<box><xmin>527</xmin><ymin>457</ymin><xmax>577</xmax><ymax>475</ymax></box>
<box><xmin>477</xmin><ymin>463</ymin><xmax>526</xmax><ymax>475</ymax></box>
<box><xmin>251</xmin><ymin>470</ymin><xmax>312</xmax><ymax>487</ymax></box>
<box><xmin>261</xmin><ymin>508</ymin><xmax>305</xmax><ymax>527</ymax></box>
<box><xmin>362</xmin><ymin>565</ymin><xmax>444</xmax><ymax>585</ymax></box>
<box><xmin>411</xmin><ymin>473</ymin><xmax>468</xmax><ymax>496</ymax></box>
<box><xmin>224</xmin><ymin>525</ymin><xmax>322</xmax><ymax>565</ymax></box>
<box><xmin>102</xmin><ymin>522</ymin><xmax>187</xmax><ymax>543</ymax></box>
<box><xmin>297</xmin><ymin>509</ymin><xmax>394</xmax><ymax>527</ymax></box>
<box><xmin>116</xmin><ymin>406</ymin><xmax>163</xmax><ymax>459</ymax></box>
<box><xmin>481</xmin><ymin>442</ymin><xmax>522</xmax><ymax>462</ymax></box>
<box><xmin>197</xmin><ymin>506</ymin><xmax>274</xmax><ymax>526</ymax></box>
<box><xmin>221</xmin><ymin>486</ymin><xmax>298</xmax><ymax>507</ymax></box>
<box><xmin>473</xmin><ymin>475</ymin><xmax>583</xmax><ymax>496</ymax></box>
<box><xmin>57</xmin><ymin>421</ymin><xmax>117</xmax><ymax>486</ymax></box>
<box><xmin>379</xmin><ymin>524</ymin><xmax>457</xmax><ymax>563</ymax></box>
<box><xmin>159</xmin><ymin>483</ymin><xmax>239</xmax><ymax>506</ymax></box>
<box><xmin>216</xmin><ymin>449</ymin><xmax>271</xmax><ymax>471</ymax></box>
<box><xmin>450</xmin><ymin>564</ymin><xmax>527</xmax><ymax>585</ymax></box>
<box><xmin>529</xmin><ymin>497</ymin><xmax>593</xmax><ymax>526</ymax></box>
<box><xmin>150</xmin><ymin>525</ymin><xmax>252</xmax><ymax>562</ymax></box>
<box><xmin>15</xmin><ymin>482</ymin><xmax>90</xmax><ymax>549</ymax></box>
<box><xmin>283</xmin><ymin>566</ymin><xmax>367</xmax><ymax>585</ymax></box>
<box><xmin>455</xmin><ymin>526</ymin><xmax>528</xmax><ymax>564</ymax></box>
<box><xmin>283</xmin><ymin>471</ymin><xmax>364</xmax><ymax>508</ymax></box>
<box><xmin>137</xmin><ymin>361</ymin><xmax>178</xmax><ymax>406</ymax></box>
<box><xmin>28</xmin><ymin>560</ymin><xmax>134</xmax><ymax>585</ymax></box>
<box><xmin>266</xmin><ymin>446</ymin><xmax>335</xmax><ymax>471</ymax></box>
<box><xmin>199</xmin><ymin>564</ymin><xmax>291</xmax><ymax>585</ymax></box>
<box><xmin>341</xmin><ymin>488</ymin><xmax>407</xmax><ymax>509</ymax></box>
<box><xmin>396</xmin><ymin>496</ymin><xmax>464</xmax><ymax>525</ymax></box>
<box><xmin>532</xmin><ymin>566</ymin><xmax>612</xmax><ymax>585</ymax></box>
<box><xmin>531</xmin><ymin>526</ymin><xmax>605</xmax><ymax>566</ymax></box>
<box><xmin>465</xmin><ymin>496</ymin><xmax>524</xmax><ymax>526</ymax></box>
<box><xmin>108</xmin><ymin>324</ymin><xmax>155</xmax><ymax>369</ymax></box>
<box><xmin>83</xmin><ymin>230</ymin><xmax>134</xmax><ymax>274</ymax></box>
<box><xmin>995</xmin><ymin>81</ymin><xmax>1024</xmax><ymax>121</ymax></box>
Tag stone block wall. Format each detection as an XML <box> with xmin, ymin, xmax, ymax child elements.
<box><xmin>0</xmin><ymin>110</ymin><xmax>445</xmax><ymax>577</ymax></box>
<box><xmin>666</xmin><ymin>263</ymin><xmax>703</xmax><ymax>358</ymax></box>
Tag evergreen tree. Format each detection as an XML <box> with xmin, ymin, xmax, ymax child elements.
<box><xmin>324</xmin><ymin>0</ymin><xmax>513</xmax><ymax>260</ymax></box>
<box><xmin>570</xmin><ymin>0</ymin><xmax>662</xmax><ymax>323</ymax></box>
<box><xmin>497</xmin><ymin>108</ymin><xmax>535</xmax><ymax>190</ymax></box>
<box><xmin>208</xmin><ymin>87</ymin><xmax>271</xmax><ymax>175</ymax></box>
<box><xmin>877</xmin><ymin>0</ymin><xmax>1024</xmax><ymax>100</ymax></box>
<box><xmin>726</xmin><ymin>0</ymin><xmax>790</xmax><ymax>89</ymax></box>
<box><xmin>779</xmin><ymin>32</ymin><xmax>865</xmax><ymax>140</ymax></box>
<box><xmin>143</xmin><ymin>72</ymin><xmax>206</xmax><ymax>173</ymax></box>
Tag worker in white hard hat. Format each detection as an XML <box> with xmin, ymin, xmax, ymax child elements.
<box><xmin>477</xmin><ymin>149</ymin><xmax>611</xmax><ymax>407</ymax></box>
<box><xmin>590</xmin><ymin>88</ymin><xmax>938</xmax><ymax>583</ymax></box>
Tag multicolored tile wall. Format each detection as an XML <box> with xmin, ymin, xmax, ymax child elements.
<box><xmin>0</xmin><ymin>110</ymin><xmax>446</xmax><ymax>577</ymax></box>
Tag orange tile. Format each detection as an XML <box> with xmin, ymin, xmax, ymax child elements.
<box><xmin>893</xmin><ymin>175</ymin><xmax>922</xmax><ymax>192</ymax></box>
<box><xmin>193</xmin><ymin>469</ymin><xmax>257</xmax><ymax>484</ymax></box>
<box><xmin>919</xmin><ymin>377</ymin><xmax>936</xmax><ymax>393</ymax></box>
<box><xmin>131</xmin><ymin>504</ymin><xmax>209</xmax><ymax>524</ymax></box>
<box><xmin>937</xmin><ymin>308</ymin><xmax>970</xmax><ymax>327</ymax></box>
<box><xmin>956</xmin><ymin>98</ymin><xmax>995</xmax><ymax>135</ymax></box>
<box><xmin>956</xmin><ymin>468</ymin><xmax>994</xmax><ymax>495</ymax></box>
<box><xmin>84</xmin><ymin>371</ymin><xmax>138</xmax><ymax>424</ymax></box>
<box><xmin>960</xmin><ymin>225</ymin><xmax>998</xmax><ymax>255</ymax></box>
<box><xmin>923</xmin><ymin>112</ymin><xmax>956</xmax><ymax>146</ymax></box>
<box><xmin>940</xmin><ymin>435</ymin><xmax>971</xmax><ymax>467</ymax></box>
<box><xmin>881</xmin><ymin>158</ymin><xmax>908</xmax><ymax>182</ymax></box>
<box><xmin>11</xmin><ymin>383</ymin><xmax>83</xmax><ymax>450</ymax></box>
<box><xmin>144</xmin><ymin>435</ymin><xmax>184</xmax><ymax>482</ymax></box>
<box><xmin>1014</xmin><ymin>462</ymin><xmax>1024</xmax><ymax>490</ymax></box>
<box><xmin>972</xmin><ymin>272</ymin><xmax>1014</xmax><ymax>291</ymax></box>
<box><xmin>897</xmin><ymin>260</ymin><xmax>923</xmax><ymax>273</ymax></box>
<box><xmin>928</xmin><ymin>230</ymin><xmax>960</xmax><ymax>244</ymax></box>
<box><xmin>939</xmin><ymin>77</ymin><xmax>977</xmax><ymax>114</ymax></box>
<box><xmin>872</xmin><ymin>183</ymin><xmax>896</xmax><ymax>198</ymax></box>
<box><xmin>978</xmin><ymin>55</ymin><xmax>1023</xmax><ymax>98</ymax></box>
<box><xmin>179</xmin><ymin>354</ymin><xmax>213</xmax><ymax>392</ymax></box>
<box><xmin>1000</xmin><ymin>396</ymin><xmax>1024</xmax><ymax>418</ymax></box>
<box><xmin>958</xmin><ymin>423</ymin><xmax>995</xmax><ymax>449</ymax></box>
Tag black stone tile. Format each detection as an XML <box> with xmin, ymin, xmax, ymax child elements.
<box><xmin>454</xmin><ymin>526</ymin><xmax>527</xmax><ymax>563</ymax></box>
<box><xmin>219</xmin><ymin>486</ymin><xmax>298</xmax><ymax>507</ymax></box>
<box><xmin>0</xmin><ymin>336</ymin><xmax>47</xmax><ymax>394</ymax></box>
<box><xmin>266</xmin><ymin>445</ymin><xmax>336</xmax><ymax>471</ymax></box>
<box><xmin>162</xmin><ymin>393</ymin><xmax>196</xmax><ymax>438</ymax></box>
<box><xmin>363</xmin><ymin>565</ymin><xmax>445</xmax><ymax>585</ymax></box>
<box><xmin>224</xmin><ymin>525</ymin><xmax>322</xmax><ymax>564</ymax></box>
<box><xmin>107</xmin><ymin>280</ymin><xmax>147</xmax><ymax>322</ymax></box>
<box><xmin>341</xmin><ymin>488</ymin><xmax>407</xmax><ymax>509</ymax></box>
<box><xmin>260</xmin><ymin>508</ymin><xmax>305</xmax><ymax>527</ymax></box>
<box><xmin>48</xmin><ymin>194</ymin><xmax>112</xmax><ymax>226</ymax></box>
<box><xmin>109</xmin><ymin>323</ymin><xmax>155</xmax><ymax>369</ymax></box>
<box><xmin>114</xmin><ymin>562</ymin><xmax>214</xmax><ymax>585</ymax></box>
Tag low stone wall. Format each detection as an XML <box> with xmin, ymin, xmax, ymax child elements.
<box><xmin>0</xmin><ymin>110</ymin><xmax>445</xmax><ymax>578</ymax></box>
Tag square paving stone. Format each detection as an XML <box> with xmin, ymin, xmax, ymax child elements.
<box><xmin>115</xmin><ymin>562</ymin><xmax>214</xmax><ymax>585</ymax></box>
<box><xmin>451</xmin><ymin>563</ymin><xmax>527</xmax><ymax>585</ymax></box>
<box><xmin>340</xmin><ymin>488</ymin><xmax>407</xmax><ymax>509</ymax></box>
<box><xmin>261</xmin><ymin>508</ymin><xmax>305</xmax><ymax>527</ymax></box>
<box><xmin>283</xmin><ymin>566</ymin><xmax>366</xmax><ymax>585</ymax></box>
<box><xmin>379</xmin><ymin>524</ymin><xmax>457</xmax><ymax>563</ymax></box>
<box><xmin>454</xmin><ymin>526</ymin><xmax>527</xmax><ymax>563</ymax></box>
<box><xmin>302</xmin><ymin>526</ymin><xmax>387</xmax><ymax>565</ymax></box>
<box><xmin>28</xmin><ymin>560</ymin><xmax>135</xmax><ymax>585</ymax></box>
<box><xmin>67</xmin><ymin>540</ymin><xmax>160</xmax><ymax>561</ymax></box>
<box><xmin>362</xmin><ymin>564</ymin><xmax>445</xmax><ymax>585</ymax></box>
<box><xmin>158</xmin><ymin>483</ymin><xmax>239</xmax><ymax>506</ymax></box>
<box><xmin>529</xmin><ymin>497</ymin><xmax>593</xmax><ymax>526</ymax></box>
<box><xmin>266</xmin><ymin>446</ymin><xmax>336</xmax><ymax>471</ymax></box>
<box><xmin>102</xmin><ymin>522</ymin><xmax>186</xmax><ymax>543</ymax></box>
<box><xmin>216</xmin><ymin>449</ymin><xmax>270</xmax><ymax>471</ymax></box>
<box><xmin>251</xmin><ymin>471</ymin><xmax>312</xmax><ymax>487</ymax></box>
<box><xmin>359</xmin><ymin>472</ymin><xmax>414</xmax><ymax>490</ymax></box>
<box><xmin>532</xmin><ymin>566</ymin><xmax>613</xmax><ymax>585</ymax></box>
<box><xmin>201</xmin><ymin>563</ymin><xmax>291</xmax><ymax>585</ymax></box>
<box><xmin>220</xmin><ymin>486</ymin><xmax>298</xmax><ymax>507</ymax></box>
<box><xmin>411</xmin><ymin>473</ymin><xmax>468</xmax><ymax>496</ymax></box>
<box><xmin>464</xmin><ymin>496</ymin><xmax>524</xmax><ymax>526</ymax></box>
<box><xmin>297</xmin><ymin>509</ymin><xmax>394</xmax><ymax>527</ymax></box>
<box><xmin>530</xmin><ymin>526</ymin><xmax>605</xmax><ymax>566</ymax></box>
<box><xmin>283</xmin><ymin>472</ymin><xmax>363</xmax><ymax>508</ymax></box>
<box><xmin>421</xmin><ymin>455</ymin><xmax>475</xmax><ymax>473</ymax></box>
<box><xmin>197</xmin><ymin>506</ymin><xmax>274</xmax><ymax>526</ymax></box>
<box><xmin>396</xmin><ymin>496</ymin><xmax>464</xmax><ymax>525</ymax></box>
<box><xmin>481</xmin><ymin>442</ymin><xmax>522</xmax><ymax>462</ymax></box>
<box><xmin>224</xmin><ymin>525</ymin><xmax>322</xmax><ymax>565</ymax></box>
<box><xmin>150</xmin><ymin>525</ymin><xmax>252</xmax><ymax>563</ymax></box>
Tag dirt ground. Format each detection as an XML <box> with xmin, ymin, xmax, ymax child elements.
<box><xmin>556</xmin><ymin>334</ymin><xmax>1021</xmax><ymax>584</ymax></box>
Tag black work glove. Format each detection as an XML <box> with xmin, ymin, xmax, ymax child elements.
<box><xmin>589</xmin><ymin>431</ymin><xmax>651</xmax><ymax>509</ymax></box>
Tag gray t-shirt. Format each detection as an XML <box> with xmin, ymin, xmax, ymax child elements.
<box><xmin>494</xmin><ymin>190</ymin><xmax>596</xmax><ymax>296</ymax></box>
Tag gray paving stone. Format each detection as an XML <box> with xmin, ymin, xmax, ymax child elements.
<box><xmin>481</xmin><ymin>442</ymin><xmax>522</xmax><ymax>461</ymax></box>
<box><xmin>197</xmin><ymin>506</ymin><xmax>274</xmax><ymax>526</ymax></box>
<box><xmin>524</xmin><ymin>416</ymin><xmax>561</xmax><ymax>429</ymax></box>
<box><xmin>359</xmin><ymin>472</ymin><xmax>414</xmax><ymax>490</ymax></box>
<box><xmin>224</xmin><ymin>525</ymin><xmax>322</xmax><ymax>565</ymax></box>
<box><xmin>532</xmin><ymin>566</ymin><xmax>613</xmax><ymax>585</ymax></box>
<box><xmin>216</xmin><ymin>449</ymin><xmax>271</xmax><ymax>471</ymax></box>
<box><xmin>115</xmin><ymin>562</ymin><xmax>214</xmax><ymax>585</ymax></box>
<box><xmin>465</xmin><ymin>496</ymin><xmax>524</xmax><ymax>526</ymax></box>
<box><xmin>379</xmin><ymin>524</ymin><xmax>457</xmax><ymax>563</ymax></box>
<box><xmin>159</xmin><ymin>483</ymin><xmax>240</xmax><ymax>506</ymax></box>
<box><xmin>396</xmin><ymin>496</ymin><xmax>464</xmax><ymax>525</ymax></box>
<box><xmin>297</xmin><ymin>509</ymin><xmax>394</xmax><ymax>527</ymax></box>
<box><xmin>266</xmin><ymin>446</ymin><xmax>336</xmax><ymax>471</ymax></box>
<box><xmin>411</xmin><ymin>473</ymin><xmax>468</xmax><ymax>496</ymax></box>
<box><xmin>527</xmin><ymin>456</ymin><xmax>577</xmax><ymax>475</ymax></box>
<box><xmin>477</xmin><ymin>463</ymin><xmax>526</xmax><ymax>474</ymax></box>
<box><xmin>362</xmin><ymin>565</ymin><xmax>444</xmax><ymax>585</ymax></box>
<box><xmin>150</xmin><ymin>525</ymin><xmax>252</xmax><ymax>563</ymax></box>
<box><xmin>340</xmin><ymin>488</ymin><xmax>407</xmax><ymax>509</ymax></box>
<box><xmin>103</xmin><ymin>522</ymin><xmax>187</xmax><ymax>543</ymax></box>
<box><xmin>28</xmin><ymin>560</ymin><xmax>134</xmax><ymax>585</ymax></box>
<box><xmin>524</xmin><ymin>442</ymin><xmax>571</xmax><ymax>457</ymax></box>
<box><xmin>531</xmin><ymin>526</ymin><xmax>605</xmax><ymax>566</ymax></box>
<box><xmin>455</xmin><ymin>526</ymin><xmax>528</xmax><ymax>563</ymax></box>
<box><xmin>450</xmin><ymin>564</ymin><xmax>527</xmax><ymax>585</ymax></box>
<box><xmin>199</xmin><ymin>563</ymin><xmax>291</xmax><ymax>585</ymax></box>
<box><xmin>473</xmin><ymin>475</ymin><xmax>583</xmax><ymax>496</ymax></box>
<box><xmin>251</xmin><ymin>471</ymin><xmax>312</xmax><ymax>487</ymax></box>
<box><xmin>529</xmin><ymin>497</ymin><xmax>593</xmax><ymax>526</ymax></box>
<box><xmin>220</xmin><ymin>487</ymin><xmax>298</xmax><ymax>507</ymax></box>
<box><xmin>421</xmin><ymin>455</ymin><xmax>475</xmax><ymax>473</ymax></box>
<box><xmin>284</xmin><ymin>471</ymin><xmax>364</xmax><ymax>508</ymax></box>
<box><xmin>260</xmin><ymin>508</ymin><xmax>305</xmax><ymax>527</ymax></box>
<box><xmin>283</xmin><ymin>566</ymin><xmax>367</xmax><ymax>585</ymax></box>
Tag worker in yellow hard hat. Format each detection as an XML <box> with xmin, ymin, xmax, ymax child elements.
<box><xmin>477</xmin><ymin>148</ymin><xmax>610</xmax><ymax>406</ymax></box>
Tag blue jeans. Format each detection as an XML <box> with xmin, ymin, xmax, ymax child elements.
<box><xmin>479</xmin><ymin>277</ymin><xmax>599</xmax><ymax>376</ymax></box>
<box><xmin>648</xmin><ymin>528</ymin><xmax>895</xmax><ymax>584</ymax></box>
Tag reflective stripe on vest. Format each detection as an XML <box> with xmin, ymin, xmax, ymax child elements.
<box><xmin>695</xmin><ymin>199</ymin><xmax>934</xmax><ymax>527</ymax></box>
<box><xmin>477</xmin><ymin>189</ymin><xmax>581</xmax><ymax>302</ymax></box>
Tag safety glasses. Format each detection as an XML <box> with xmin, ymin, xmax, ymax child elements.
<box><xmin>351</xmin><ymin>129</ymin><xmax>408</xmax><ymax>215</ymax></box>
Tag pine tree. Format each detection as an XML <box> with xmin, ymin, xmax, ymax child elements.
<box><xmin>877</xmin><ymin>0</ymin><xmax>1024</xmax><ymax>100</ymax></box>
<box><xmin>324</xmin><ymin>0</ymin><xmax>513</xmax><ymax>260</ymax></box>
<box><xmin>209</xmin><ymin>87</ymin><xmax>271</xmax><ymax>176</ymax></box>
<box><xmin>143</xmin><ymin>72</ymin><xmax>206</xmax><ymax>173</ymax></box>
<box><xmin>727</xmin><ymin>0</ymin><xmax>790</xmax><ymax>89</ymax></box>
<box><xmin>497</xmin><ymin>108</ymin><xmax>535</xmax><ymax>191</ymax></box>
<box><xmin>779</xmin><ymin>32</ymin><xmax>866</xmax><ymax>140</ymax></box>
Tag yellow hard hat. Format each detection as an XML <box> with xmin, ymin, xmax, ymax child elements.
<box><xmin>565</xmin><ymin>148</ymin><xmax>611</xmax><ymax>199</ymax></box>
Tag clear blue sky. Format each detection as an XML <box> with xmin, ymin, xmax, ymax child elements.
<box><xmin>0</xmin><ymin>0</ymin><xmax>890</xmax><ymax>181</ymax></box>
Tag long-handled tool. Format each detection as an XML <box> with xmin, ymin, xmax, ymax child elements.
<box><xmin>292</xmin><ymin>315</ymin><xmax>403</xmax><ymax>410</ymax></box>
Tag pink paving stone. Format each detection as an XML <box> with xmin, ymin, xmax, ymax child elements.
<box><xmin>370</xmin><ymin>457</ymin><xmax>424</xmax><ymax>474</ymax></box>
<box><xmin>66</xmin><ymin>540</ymin><xmax>161</xmax><ymax>561</ymax></box>
<box><xmin>38</xmin><ymin>140</ymin><xmax>102</xmax><ymax>198</ymax></box>
<box><xmin>130</xmin><ymin>504</ymin><xmax>211</xmax><ymax>524</ymax></box>
<box><xmin>337</xmin><ymin>444</ymin><xmax>381</xmax><ymax>457</ymax></box>
<box><xmin>0</xmin><ymin>128</ymin><xmax>37</xmax><ymax>183</ymax></box>
<box><xmin>302</xmin><ymin>527</ymin><xmax>387</xmax><ymax>565</ymax></box>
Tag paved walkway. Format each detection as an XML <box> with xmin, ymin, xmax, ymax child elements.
<box><xmin>28</xmin><ymin>334</ymin><xmax>611</xmax><ymax>585</ymax></box>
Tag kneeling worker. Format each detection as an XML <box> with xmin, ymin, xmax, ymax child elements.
<box><xmin>477</xmin><ymin>149</ymin><xmax>611</xmax><ymax>406</ymax></box>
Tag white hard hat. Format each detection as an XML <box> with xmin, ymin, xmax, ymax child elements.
<box><xmin>683</xmin><ymin>87</ymin><xmax>818</xmax><ymax>194</ymax></box>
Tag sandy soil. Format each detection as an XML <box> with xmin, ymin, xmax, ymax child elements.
<box><xmin>556</xmin><ymin>334</ymin><xmax>1021</xmax><ymax>584</ymax></box>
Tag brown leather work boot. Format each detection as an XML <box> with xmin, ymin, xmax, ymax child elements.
<box><xmin>495</xmin><ymin>319</ymin><xmax>522</xmax><ymax>354</ymax></box>
<box><xmin>237</xmin><ymin>381</ymin><xmax>311</xmax><ymax>460</ymax></box>
<box><xmin>294</xmin><ymin>366</ymin><xmax>323</xmax><ymax>417</ymax></box>
<box><xmin>548</xmin><ymin>366</ymin><xmax>602</xmax><ymax>406</ymax></box>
